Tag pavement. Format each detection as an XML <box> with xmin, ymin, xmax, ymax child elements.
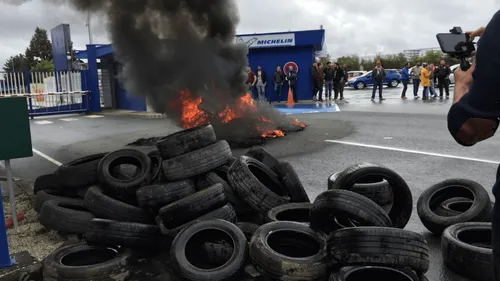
<box><xmin>2</xmin><ymin>83</ymin><xmax>495</xmax><ymax>281</ymax></box>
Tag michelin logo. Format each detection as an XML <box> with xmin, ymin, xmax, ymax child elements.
<box><xmin>236</xmin><ymin>36</ymin><xmax>294</xmax><ymax>47</ymax></box>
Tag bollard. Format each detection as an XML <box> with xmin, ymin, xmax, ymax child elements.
<box><xmin>0</xmin><ymin>182</ymin><xmax>14</xmax><ymax>269</ymax></box>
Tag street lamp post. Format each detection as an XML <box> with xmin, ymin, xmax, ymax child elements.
<box><xmin>86</xmin><ymin>11</ymin><xmax>93</xmax><ymax>44</ymax></box>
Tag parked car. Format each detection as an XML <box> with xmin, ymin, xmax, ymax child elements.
<box><xmin>347</xmin><ymin>71</ymin><xmax>366</xmax><ymax>81</ymax></box>
<box><xmin>348</xmin><ymin>69</ymin><xmax>401</xmax><ymax>89</ymax></box>
<box><xmin>448</xmin><ymin>64</ymin><xmax>459</xmax><ymax>84</ymax></box>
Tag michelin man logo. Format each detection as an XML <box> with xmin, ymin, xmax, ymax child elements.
<box><xmin>236</xmin><ymin>37</ymin><xmax>258</xmax><ymax>47</ymax></box>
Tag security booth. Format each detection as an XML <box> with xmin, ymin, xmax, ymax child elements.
<box><xmin>237</xmin><ymin>29</ymin><xmax>325</xmax><ymax>101</ymax></box>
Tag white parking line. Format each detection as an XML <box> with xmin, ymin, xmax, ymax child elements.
<box><xmin>324</xmin><ymin>140</ymin><xmax>500</xmax><ymax>165</ymax></box>
<box><xmin>60</xmin><ymin>118</ymin><xmax>79</xmax><ymax>122</ymax></box>
<box><xmin>34</xmin><ymin>120</ymin><xmax>53</xmax><ymax>125</ymax></box>
<box><xmin>85</xmin><ymin>115</ymin><xmax>104</xmax><ymax>119</ymax></box>
<box><xmin>32</xmin><ymin>148</ymin><xmax>62</xmax><ymax>166</ymax></box>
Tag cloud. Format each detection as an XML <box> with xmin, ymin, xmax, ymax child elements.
<box><xmin>0</xmin><ymin>0</ymin><xmax>497</xmax><ymax>68</ymax></box>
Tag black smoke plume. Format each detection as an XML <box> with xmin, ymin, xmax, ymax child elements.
<box><xmin>38</xmin><ymin>0</ymin><xmax>303</xmax><ymax>140</ymax></box>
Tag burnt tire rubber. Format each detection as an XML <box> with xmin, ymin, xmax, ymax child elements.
<box><xmin>310</xmin><ymin>189</ymin><xmax>392</xmax><ymax>234</ymax></box>
<box><xmin>328</xmin><ymin>172</ymin><xmax>394</xmax><ymax>206</ymax></box>
<box><xmin>127</xmin><ymin>146</ymin><xmax>164</xmax><ymax>183</ymax></box>
<box><xmin>84</xmin><ymin>186</ymin><xmax>153</xmax><ymax>224</ymax></box>
<box><xmin>39</xmin><ymin>198</ymin><xmax>95</xmax><ymax>234</ymax></box>
<box><xmin>273</xmin><ymin>161</ymin><xmax>310</xmax><ymax>203</ymax></box>
<box><xmin>158</xmin><ymin>184</ymin><xmax>227</xmax><ymax>229</ymax></box>
<box><xmin>417</xmin><ymin>179</ymin><xmax>492</xmax><ymax>235</ymax></box>
<box><xmin>42</xmin><ymin>243</ymin><xmax>132</xmax><ymax>281</ymax></box>
<box><xmin>249</xmin><ymin>221</ymin><xmax>329</xmax><ymax>280</ymax></box>
<box><xmin>171</xmin><ymin>219</ymin><xmax>248</xmax><ymax>281</ymax></box>
<box><xmin>136</xmin><ymin>179</ymin><xmax>196</xmax><ymax>212</ymax></box>
<box><xmin>244</xmin><ymin>145</ymin><xmax>280</xmax><ymax>170</ymax></box>
<box><xmin>441</xmin><ymin>222</ymin><xmax>493</xmax><ymax>281</ymax></box>
<box><xmin>196</xmin><ymin>171</ymin><xmax>253</xmax><ymax>215</ymax></box>
<box><xmin>163</xmin><ymin>140</ymin><xmax>233</xmax><ymax>181</ymax></box>
<box><xmin>236</xmin><ymin>222</ymin><xmax>260</xmax><ymax>242</ymax></box>
<box><xmin>328</xmin><ymin>266</ymin><xmax>420</xmax><ymax>281</ymax></box>
<box><xmin>156</xmin><ymin>124</ymin><xmax>217</xmax><ymax>159</ymax></box>
<box><xmin>434</xmin><ymin>197</ymin><xmax>473</xmax><ymax>217</ymax></box>
<box><xmin>228</xmin><ymin>156</ymin><xmax>289</xmax><ymax>215</ymax></box>
<box><xmin>157</xmin><ymin>203</ymin><xmax>237</xmax><ymax>238</ymax></box>
<box><xmin>266</xmin><ymin>202</ymin><xmax>311</xmax><ymax>224</ymax></box>
<box><xmin>328</xmin><ymin>227</ymin><xmax>430</xmax><ymax>273</ymax></box>
<box><xmin>58</xmin><ymin>153</ymin><xmax>108</xmax><ymax>169</ymax></box>
<box><xmin>84</xmin><ymin>219</ymin><xmax>164</xmax><ymax>249</ymax></box>
<box><xmin>34</xmin><ymin>190</ymin><xmax>78</xmax><ymax>212</ymax></box>
<box><xmin>98</xmin><ymin>149</ymin><xmax>153</xmax><ymax>196</ymax></box>
<box><xmin>328</xmin><ymin>163</ymin><xmax>412</xmax><ymax>228</ymax></box>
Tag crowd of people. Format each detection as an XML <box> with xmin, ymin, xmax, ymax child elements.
<box><xmin>245</xmin><ymin>64</ymin><xmax>297</xmax><ymax>103</ymax></box>
<box><xmin>400</xmin><ymin>59</ymin><xmax>452</xmax><ymax>101</ymax></box>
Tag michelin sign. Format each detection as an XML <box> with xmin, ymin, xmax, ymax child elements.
<box><xmin>236</xmin><ymin>33</ymin><xmax>295</xmax><ymax>48</ymax></box>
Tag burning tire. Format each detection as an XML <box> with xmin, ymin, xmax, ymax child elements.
<box><xmin>266</xmin><ymin>202</ymin><xmax>311</xmax><ymax>224</ymax></box>
<box><xmin>42</xmin><ymin>243</ymin><xmax>132</xmax><ymax>281</ymax></box>
<box><xmin>328</xmin><ymin>172</ymin><xmax>393</xmax><ymax>206</ymax></box>
<box><xmin>158</xmin><ymin>184</ymin><xmax>227</xmax><ymax>229</ymax></box>
<box><xmin>417</xmin><ymin>179</ymin><xmax>492</xmax><ymax>235</ymax></box>
<box><xmin>328</xmin><ymin>227</ymin><xmax>430</xmax><ymax>273</ymax></box>
<box><xmin>136</xmin><ymin>180</ymin><xmax>196</xmax><ymax>213</ymax></box>
<box><xmin>442</xmin><ymin>222</ymin><xmax>493</xmax><ymax>281</ymax></box>
<box><xmin>84</xmin><ymin>186</ymin><xmax>153</xmax><ymax>224</ymax></box>
<box><xmin>310</xmin><ymin>189</ymin><xmax>392</xmax><ymax>234</ymax></box>
<box><xmin>328</xmin><ymin>163</ymin><xmax>412</xmax><ymax>228</ymax></box>
<box><xmin>156</xmin><ymin>124</ymin><xmax>217</xmax><ymax>159</ymax></box>
<box><xmin>273</xmin><ymin>161</ymin><xmax>310</xmax><ymax>203</ymax></box>
<box><xmin>228</xmin><ymin>156</ymin><xmax>289</xmax><ymax>215</ymax></box>
<box><xmin>249</xmin><ymin>221</ymin><xmax>329</xmax><ymax>280</ymax></box>
<box><xmin>156</xmin><ymin>203</ymin><xmax>237</xmax><ymax>238</ymax></box>
<box><xmin>163</xmin><ymin>140</ymin><xmax>233</xmax><ymax>181</ymax></box>
<box><xmin>84</xmin><ymin>219</ymin><xmax>164</xmax><ymax>249</ymax></box>
<box><xmin>170</xmin><ymin>219</ymin><xmax>248</xmax><ymax>281</ymax></box>
<box><xmin>39</xmin><ymin>198</ymin><xmax>95</xmax><ymax>235</ymax></box>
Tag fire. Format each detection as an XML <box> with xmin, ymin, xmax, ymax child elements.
<box><xmin>176</xmin><ymin>90</ymin><xmax>285</xmax><ymax>138</ymax></box>
<box><xmin>292</xmin><ymin>119</ymin><xmax>307</xmax><ymax>128</ymax></box>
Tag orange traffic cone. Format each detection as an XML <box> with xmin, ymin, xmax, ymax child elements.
<box><xmin>287</xmin><ymin>87</ymin><xmax>294</xmax><ymax>105</ymax></box>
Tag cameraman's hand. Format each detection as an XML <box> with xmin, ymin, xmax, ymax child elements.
<box><xmin>453</xmin><ymin>64</ymin><xmax>475</xmax><ymax>102</ymax></box>
<box><xmin>466</xmin><ymin>26</ymin><xmax>485</xmax><ymax>41</ymax></box>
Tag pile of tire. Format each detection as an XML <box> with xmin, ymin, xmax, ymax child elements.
<box><xmin>416</xmin><ymin>178</ymin><xmax>494</xmax><ymax>281</ymax></box>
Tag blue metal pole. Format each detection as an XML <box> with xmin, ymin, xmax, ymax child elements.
<box><xmin>0</xmin><ymin>182</ymin><xmax>14</xmax><ymax>269</ymax></box>
<box><xmin>86</xmin><ymin>45</ymin><xmax>101</xmax><ymax>112</ymax></box>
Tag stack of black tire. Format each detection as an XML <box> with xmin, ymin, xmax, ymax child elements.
<box><xmin>417</xmin><ymin>179</ymin><xmax>494</xmax><ymax>281</ymax></box>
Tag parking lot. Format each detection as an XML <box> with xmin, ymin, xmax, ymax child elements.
<box><xmin>3</xmin><ymin>83</ymin><xmax>496</xmax><ymax>281</ymax></box>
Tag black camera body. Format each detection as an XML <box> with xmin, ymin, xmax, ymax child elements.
<box><xmin>436</xmin><ymin>27</ymin><xmax>476</xmax><ymax>71</ymax></box>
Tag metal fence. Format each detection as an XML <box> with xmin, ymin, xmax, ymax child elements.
<box><xmin>0</xmin><ymin>70</ymin><xmax>90</xmax><ymax>116</ymax></box>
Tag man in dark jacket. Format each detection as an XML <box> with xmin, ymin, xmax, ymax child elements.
<box><xmin>309</xmin><ymin>62</ymin><xmax>319</xmax><ymax>100</ymax></box>
<box><xmin>324</xmin><ymin>62</ymin><xmax>334</xmax><ymax>100</ymax></box>
<box><xmin>436</xmin><ymin>59</ymin><xmax>451</xmax><ymax>99</ymax></box>
<box><xmin>332</xmin><ymin>63</ymin><xmax>344</xmax><ymax>100</ymax></box>
<box><xmin>371</xmin><ymin>60</ymin><xmax>386</xmax><ymax>101</ymax></box>
<box><xmin>286</xmin><ymin>65</ymin><xmax>298</xmax><ymax>102</ymax></box>
<box><xmin>339</xmin><ymin>63</ymin><xmax>349</xmax><ymax>100</ymax></box>
<box><xmin>272</xmin><ymin>65</ymin><xmax>285</xmax><ymax>103</ymax></box>
<box><xmin>400</xmin><ymin>62</ymin><xmax>411</xmax><ymax>99</ymax></box>
<box><xmin>316</xmin><ymin>63</ymin><xmax>325</xmax><ymax>102</ymax></box>
<box><xmin>447</xmin><ymin>13</ymin><xmax>500</xmax><ymax>280</ymax></box>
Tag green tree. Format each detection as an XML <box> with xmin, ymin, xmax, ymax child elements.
<box><xmin>443</xmin><ymin>54</ymin><xmax>461</xmax><ymax>66</ymax></box>
<box><xmin>336</xmin><ymin>55</ymin><xmax>361</xmax><ymax>70</ymax></box>
<box><xmin>25</xmin><ymin>27</ymin><xmax>53</xmax><ymax>68</ymax></box>
<box><xmin>33</xmin><ymin>60</ymin><xmax>54</xmax><ymax>71</ymax></box>
<box><xmin>360</xmin><ymin>58</ymin><xmax>375</xmax><ymax>71</ymax></box>
<box><xmin>420</xmin><ymin>50</ymin><xmax>443</xmax><ymax>65</ymax></box>
<box><xmin>3</xmin><ymin>54</ymin><xmax>29</xmax><ymax>72</ymax></box>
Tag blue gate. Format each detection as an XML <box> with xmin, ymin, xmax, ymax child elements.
<box><xmin>0</xmin><ymin>70</ymin><xmax>91</xmax><ymax>117</ymax></box>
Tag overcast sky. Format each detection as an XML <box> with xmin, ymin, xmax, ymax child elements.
<box><xmin>0</xmin><ymin>0</ymin><xmax>498</xmax><ymax>68</ymax></box>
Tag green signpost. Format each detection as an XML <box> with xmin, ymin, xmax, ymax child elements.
<box><xmin>0</xmin><ymin>97</ymin><xmax>33</xmax><ymax>228</ymax></box>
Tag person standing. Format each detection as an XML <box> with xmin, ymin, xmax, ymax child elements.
<box><xmin>332</xmin><ymin>63</ymin><xmax>344</xmax><ymax>100</ymax></box>
<box><xmin>245</xmin><ymin>66</ymin><xmax>256</xmax><ymax>97</ymax></box>
<box><xmin>272</xmin><ymin>65</ymin><xmax>285</xmax><ymax>103</ymax></box>
<box><xmin>316</xmin><ymin>63</ymin><xmax>325</xmax><ymax>102</ymax></box>
<box><xmin>371</xmin><ymin>60</ymin><xmax>386</xmax><ymax>101</ymax></box>
<box><xmin>309</xmin><ymin>62</ymin><xmax>319</xmax><ymax>101</ymax></box>
<box><xmin>410</xmin><ymin>62</ymin><xmax>422</xmax><ymax>99</ymax></box>
<box><xmin>324</xmin><ymin>62</ymin><xmax>334</xmax><ymax>100</ymax></box>
<box><xmin>255</xmin><ymin>65</ymin><xmax>267</xmax><ymax>101</ymax></box>
<box><xmin>428</xmin><ymin>63</ymin><xmax>438</xmax><ymax>98</ymax></box>
<box><xmin>400</xmin><ymin>62</ymin><xmax>411</xmax><ymax>100</ymax></box>
<box><xmin>285</xmin><ymin>65</ymin><xmax>298</xmax><ymax>103</ymax></box>
<box><xmin>436</xmin><ymin>59</ymin><xmax>451</xmax><ymax>99</ymax></box>
<box><xmin>420</xmin><ymin>62</ymin><xmax>431</xmax><ymax>100</ymax></box>
<box><xmin>339</xmin><ymin>63</ymin><xmax>349</xmax><ymax>101</ymax></box>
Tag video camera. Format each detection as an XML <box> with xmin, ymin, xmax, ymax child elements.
<box><xmin>436</xmin><ymin>27</ymin><xmax>476</xmax><ymax>71</ymax></box>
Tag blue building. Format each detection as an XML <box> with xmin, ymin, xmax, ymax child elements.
<box><xmin>73</xmin><ymin>29</ymin><xmax>325</xmax><ymax>112</ymax></box>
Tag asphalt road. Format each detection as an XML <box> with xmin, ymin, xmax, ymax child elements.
<box><xmin>7</xmin><ymin>83</ymin><xmax>497</xmax><ymax>281</ymax></box>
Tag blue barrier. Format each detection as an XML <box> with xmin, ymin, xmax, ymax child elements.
<box><xmin>0</xmin><ymin>183</ymin><xmax>14</xmax><ymax>269</ymax></box>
